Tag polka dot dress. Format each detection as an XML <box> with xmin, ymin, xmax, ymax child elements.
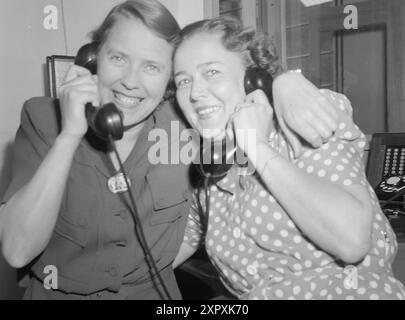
<box><xmin>183</xmin><ymin>90</ymin><xmax>405</xmax><ymax>300</ymax></box>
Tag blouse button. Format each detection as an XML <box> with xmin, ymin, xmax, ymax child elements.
<box><xmin>247</xmin><ymin>265</ymin><xmax>258</xmax><ymax>276</ymax></box>
<box><xmin>233</xmin><ymin>228</ymin><xmax>241</xmax><ymax>238</ymax></box>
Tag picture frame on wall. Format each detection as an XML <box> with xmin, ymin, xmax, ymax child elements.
<box><xmin>46</xmin><ymin>55</ymin><xmax>75</xmax><ymax>98</ymax></box>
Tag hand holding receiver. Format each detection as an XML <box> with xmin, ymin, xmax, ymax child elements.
<box><xmin>58</xmin><ymin>65</ymin><xmax>99</xmax><ymax>140</ymax></box>
<box><xmin>74</xmin><ymin>43</ymin><xmax>124</xmax><ymax>140</ymax></box>
<box><xmin>197</xmin><ymin>67</ymin><xmax>274</xmax><ymax>179</ymax></box>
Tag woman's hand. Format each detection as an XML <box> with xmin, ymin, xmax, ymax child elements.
<box><xmin>231</xmin><ymin>89</ymin><xmax>274</xmax><ymax>158</ymax></box>
<box><xmin>58</xmin><ymin>65</ymin><xmax>100</xmax><ymax>139</ymax></box>
<box><xmin>272</xmin><ymin>71</ymin><xmax>339</xmax><ymax>157</ymax></box>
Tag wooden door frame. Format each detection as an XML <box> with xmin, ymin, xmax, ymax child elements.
<box><xmin>314</xmin><ymin>0</ymin><xmax>405</xmax><ymax>132</ymax></box>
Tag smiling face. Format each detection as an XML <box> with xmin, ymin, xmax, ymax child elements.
<box><xmin>96</xmin><ymin>16</ymin><xmax>173</xmax><ymax>127</ymax></box>
<box><xmin>174</xmin><ymin>32</ymin><xmax>246</xmax><ymax>140</ymax></box>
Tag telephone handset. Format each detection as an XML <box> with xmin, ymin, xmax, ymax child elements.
<box><xmin>376</xmin><ymin>176</ymin><xmax>405</xmax><ymax>195</ymax></box>
<box><xmin>198</xmin><ymin>67</ymin><xmax>273</xmax><ymax>179</ymax></box>
<box><xmin>74</xmin><ymin>43</ymin><xmax>124</xmax><ymax>140</ymax></box>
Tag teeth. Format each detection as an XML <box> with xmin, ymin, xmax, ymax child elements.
<box><xmin>114</xmin><ymin>92</ymin><xmax>142</xmax><ymax>106</ymax></box>
<box><xmin>197</xmin><ymin>106</ymin><xmax>221</xmax><ymax>116</ymax></box>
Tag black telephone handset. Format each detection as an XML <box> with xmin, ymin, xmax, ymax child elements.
<box><xmin>74</xmin><ymin>43</ymin><xmax>124</xmax><ymax>140</ymax></box>
<box><xmin>198</xmin><ymin>67</ymin><xmax>273</xmax><ymax>179</ymax></box>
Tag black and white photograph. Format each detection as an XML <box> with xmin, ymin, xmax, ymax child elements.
<box><xmin>0</xmin><ymin>0</ymin><xmax>405</xmax><ymax>304</ymax></box>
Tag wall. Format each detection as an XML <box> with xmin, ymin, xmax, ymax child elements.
<box><xmin>0</xmin><ymin>0</ymin><xmax>204</xmax><ymax>300</ymax></box>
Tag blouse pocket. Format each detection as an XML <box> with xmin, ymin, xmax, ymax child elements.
<box><xmin>146</xmin><ymin>166</ymin><xmax>189</xmax><ymax>226</ymax></box>
<box><xmin>54</xmin><ymin>214</ymin><xmax>88</xmax><ymax>248</ymax></box>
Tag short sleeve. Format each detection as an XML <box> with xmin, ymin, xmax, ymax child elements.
<box><xmin>182</xmin><ymin>190</ymin><xmax>206</xmax><ymax>249</ymax></box>
<box><xmin>294</xmin><ymin>90</ymin><xmax>368</xmax><ymax>188</ymax></box>
<box><xmin>1</xmin><ymin>99</ymin><xmax>53</xmax><ymax>204</ymax></box>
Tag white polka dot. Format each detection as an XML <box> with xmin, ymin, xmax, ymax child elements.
<box><xmin>238</xmin><ymin>244</ymin><xmax>246</xmax><ymax>252</ymax></box>
<box><xmin>251</xmin><ymin>199</ymin><xmax>258</xmax><ymax>207</ymax></box>
<box><xmin>261</xmin><ymin>205</ymin><xmax>269</xmax><ymax>213</ymax></box>
<box><xmin>280</xmin><ymin>259</ymin><xmax>288</xmax><ymax>265</ymax></box>
<box><xmin>321</xmin><ymin>144</ymin><xmax>329</xmax><ymax>150</ymax></box>
<box><xmin>241</xmin><ymin>258</ymin><xmax>249</xmax><ymax>265</ymax></box>
<box><xmin>313</xmin><ymin>154</ymin><xmax>321</xmax><ymax>161</ymax></box>
<box><xmin>274</xmin><ymin>240</ymin><xmax>282</xmax><ymax>247</ymax></box>
<box><xmin>245</xmin><ymin>210</ymin><xmax>252</xmax><ymax>218</ymax></box>
<box><xmin>266</xmin><ymin>223</ymin><xmax>274</xmax><ymax>231</ymax></box>
<box><xmin>331</xmin><ymin>151</ymin><xmax>339</xmax><ymax>157</ymax></box>
<box><xmin>320</xmin><ymin>289</ymin><xmax>328</xmax><ymax>297</ymax></box>
<box><xmin>280</xmin><ymin>230</ymin><xmax>289</xmax><ymax>238</ymax></box>
<box><xmin>370</xmin><ymin>294</ymin><xmax>379</xmax><ymax>300</ymax></box>
<box><xmin>305</xmin><ymin>292</ymin><xmax>313</xmax><ymax>300</ymax></box>
<box><xmin>303</xmin><ymin>150</ymin><xmax>313</xmax><ymax>158</ymax></box>
<box><xmin>273</xmin><ymin>211</ymin><xmax>282</xmax><ymax>220</ymax></box>
<box><xmin>275</xmin><ymin>290</ymin><xmax>284</xmax><ymax>298</ymax></box>
<box><xmin>298</xmin><ymin>162</ymin><xmax>305</xmax><ymax>169</ymax></box>
<box><xmin>362</xmin><ymin>255</ymin><xmax>371</xmax><ymax>267</ymax></box>
<box><xmin>344</xmin><ymin>179</ymin><xmax>352</xmax><ymax>186</ymax></box>
<box><xmin>293</xmin><ymin>286</ymin><xmax>301</xmax><ymax>295</ymax></box>
<box><xmin>293</xmin><ymin>264</ymin><xmax>302</xmax><ymax>271</ymax></box>
<box><xmin>339</xmin><ymin>122</ymin><xmax>346</xmax><ymax>130</ymax></box>
<box><xmin>337</xmin><ymin>144</ymin><xmax>345</xmax><ymax>151</ymax></box>
<box><xmin>369</xmin><ymin>281</ymin><xmax>378</xmax><ymax>289</ymax></box>
<box><xmin>261</xmin><ymin>234</ymin><xmax>269</xmax><ymax>242</ymax></box>
<box><xmin>336</xmin><ymin>165</ymin><xmax>344</xmax><ymax>171</ymax></box>
<box><xmin>384</xmin><ymin>284</ymin><xmax>392</xmax><ymax>294</ymax></box>
<box><xmin>324</xmin><ymin>159</ymin><xmax>332</xmax><ymax>166</ymax></box>
<box><xmin>287</xmin><ymin>220</ymin><xmax>295</xmax><ymax>228</ymax></box>
<box><xmin>304</xmin><ymin>260</ymin><xmax>312</xmax><ymax>268</ymax></box>
<box><xmin>224</xmin><ymin>251</ymin><xmax>230</xmax><ymax>257</ymax></box>
<box><xmin>307</xmin><ymin>243</ymin><xmax>315</xmax><ymax>251</ymax></box>
<box><xmin>293</xmin><ymin>235</ymin><xmax>302</xmax><ymax>244</ymax></box>
<box><xmin>330</xmin><ymin>174</ymin><xmax>339</xmax><ymax>182</ymax></box>
<box><xmin>310</xmin><ymin>282</ymin><xmax>317</xmax><ymax>291</ymax></box>
<box><xmin>313</xmin><ymin>251</ymin><xmax>322</xmax><ymax>259</ymax></box>
<box><xmin>232</xmin><ymin>255</ymin><xmax>239</xmax><ymax>261</ymax></box>
<box><xmin>344</xmin><ymin>131</ymin><xmax>353</xmax><ymax>139</ymax></box>
<box><xmin>250</xmin><ymin>227</ymin><xmax>257</xmax><ymax>236</ymax></box>
<box><xmin>207</xmin><ymin>239</ymin><xmax>214</xmax><ymax>246</ymax></box>
<box><xmin>215</xmin><ymin>245</ymin><xmax>223</xmax><ymax>252</ymax></box>
<box><xmin>357</xmin><ymin>287</ymin><xmax>366</xmax><ymax>295</ymax></box>
<box><xmin>306</xmin><ymin>166</ymin><xmax>314</xmax><ymax>173</ymax></box>
<box><xmin>377</xmin><ymin>240</ymin><xmax>385</xmax><ymax>248</ymax></box>
<box><xmin>336</xmin><ymin>287</ymin><xmax>343</xmax><ymax>295</ymax></box>
<box><xmin>255</xmin><ymin>216</ymin><xmax>263</xmax><ymax>225</ymax></box>
<box><xmin>318</xmin><ymin>170</ymin><xmax>326</xmax><ymax>177</ymax></box>
<box><xmin>320</xmin><ymin>260</ymin><xmax>329</xmax><ymax>267</ymax></box>
<box><xmin>259</xmin><ymin>190</ymin><xmax>267</xmax><ymax>197</ymax></box>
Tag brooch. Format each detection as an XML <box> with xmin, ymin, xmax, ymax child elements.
<box><xmin>107</xmin><ymin>172</ymin><xmax>131</xmax><ymax>194</ymax></box>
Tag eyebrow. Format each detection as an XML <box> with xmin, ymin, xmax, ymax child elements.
<box><xmin>174</xmin><ymin>61</ymin><xmax>222</xmax><ymax>78</ymax></box>
<box><xmin>106</xmin><ymin>47</ymin><xmax>167</xmax><ymax>67</ymax></box>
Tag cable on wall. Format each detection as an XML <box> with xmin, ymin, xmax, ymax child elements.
<box><xmin>60</xmin><ymin>0</ymin><xmax>69</xmax><ymax>55</ymax></box>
